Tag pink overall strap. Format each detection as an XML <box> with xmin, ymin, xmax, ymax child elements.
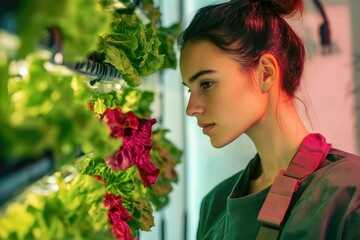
<box><xmin>256</xmin><ymin>134</ymin><xmax>332</xmax><ymax>240</ymax></box>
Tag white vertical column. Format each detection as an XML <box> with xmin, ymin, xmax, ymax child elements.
<box><xmin>140</xmin><ymin>0</ymin><xmax>185</xmax><ymax>239</ymax></box>
<box><xmin>159</xmin><ymin>0</ymin><xmax>186</xmax><ymax>239</ymax></box>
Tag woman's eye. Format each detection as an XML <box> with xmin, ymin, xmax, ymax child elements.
<box><xmin>200</xmin><ymin>81</ymin><xmax>213</xmax><ymax>90</ymax></box>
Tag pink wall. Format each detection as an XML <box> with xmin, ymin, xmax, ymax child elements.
<box><xmin>294</xmin><ymin>3</ymin><xmax>358</xmax><ymax>154</ymax></box>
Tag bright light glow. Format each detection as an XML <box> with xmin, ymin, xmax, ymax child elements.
<box><xmin>18</xmin><ymin>66</ymin><xmax>29</xmax><ymax>77</ymax></box>
<box><xmin>115</xmin><ymin>83</ymin><xmax>122</xmax><ymax>90</ymax></box>
<box><xmin>53</xmin><ymin>52</ymin><xmax>63</xmax><ymax>64</ymax></box>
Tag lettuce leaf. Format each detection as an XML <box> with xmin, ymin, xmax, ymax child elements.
<box><xmin>90</xmin><ymin>88</ymin><xmax>154</xmax><ymax>118</ymax></box>
<box><xmin>0</xmin><ymin>172</ymin><xmax>112</xmax><ymax>239</ymax></box>
<box><xmin>76</xmin><ymin>156</ymin><xmax>136</xmax><ymax>212</ymax></box>
<box><xmin>1</xmin><ymin>59</ymin><xmax>120</xmax><ymax>166</ymax></box>
<box><xmin>76</xmin><ymin>154</ymin><xmax>155</xmax><ymax>233</ymax></box>
<box><xmin>99</xmin><ymin>13</ymin><xmax>164</xmax><ymax>87</ymax></box>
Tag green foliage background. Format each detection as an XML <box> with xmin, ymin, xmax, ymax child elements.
<box><xmin>0</xmin><ymin>0</ymin><xmax>182</xmax><ymax>239</ymax></box>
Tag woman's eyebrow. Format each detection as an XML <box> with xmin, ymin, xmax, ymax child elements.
<box><xmin>183</xmin><ymin>69</ymin><xmax>216</xmax><ymax>86</ymax></box>
<box><xmin>189</xmin><ymin>70</ymin><xmax>216</xmax><ymax>83</ymax></box>
<box><xmin>182</xmin><ymin>70</ymin><xmax>216</xmax><ymax>87</ymax></box>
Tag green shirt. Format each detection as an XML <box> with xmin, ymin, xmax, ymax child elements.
<box><xmin>197</xmin><ymin>148</ymin><xmax>360</xmax><ymax>240</ymax></box>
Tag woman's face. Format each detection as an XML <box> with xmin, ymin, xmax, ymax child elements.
<box><xmin>180</xmin><ymin>41</ymin><xmax>268</xmax><ymax>148</ymax></box>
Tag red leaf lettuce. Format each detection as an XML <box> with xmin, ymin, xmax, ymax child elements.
<box><xmin>104</xmin><ymin>107</ymin><xmax>159</xmax><ymax>187</ymax></box>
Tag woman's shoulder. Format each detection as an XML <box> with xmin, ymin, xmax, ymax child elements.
<box><xmin>283</xmin><ymin>148</ymin><xmax>360</xmax><ymax>239</ymax></box>
<box><xmin>295</xmin><ymin>147</ymin><xmax>360</xmax><ymax>208</ymax></box>
<box><xmin>325</xmin><ymin>148</ymin><xmax>360</xmax><ymax>176</ymax></box>
<box><xmin>309</xmin><ymin>147</ymin><xmax>360</xmax><ymax>188</ymax></box>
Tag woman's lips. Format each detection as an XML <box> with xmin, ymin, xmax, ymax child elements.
<box><xmin>199</xmin><ymin>123</ymin><xmax>215</xmax><ymax>135</ymax></box>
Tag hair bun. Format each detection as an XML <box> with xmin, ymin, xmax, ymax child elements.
<box><xmin>245</xmin><ymin>0</ymin><xmax>304</xmax><ymax>16</ymax></box>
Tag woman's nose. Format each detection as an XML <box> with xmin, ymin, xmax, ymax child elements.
<box><xmin>186</xmin><ymin>94</ymin><xmax>203</xmax><ymax>117</ymax></box>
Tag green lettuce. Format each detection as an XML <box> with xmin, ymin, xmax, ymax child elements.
<box><xmin>0</xmin><ymin>171</ymin><xmax>112</xmax><ymax>239</ymax></box>
<box><xmin>76</xmin><ymin>155</ymin><xmax>155</xmax><ymax>232</ymax></box>
<box><xmin>142</xmin><ymin>0</ymin><xmax>181</xmax><ymax>69</ymax></box>
<box><xmin>99</xmin><ymin>13</ymin><xmax>164</xmax><ymax>87</ymax></box>
<box><xmin>90</xmin><ymin>88</ymin><xmax>154</xmax><ymax>118</ymax></box>
<box><xmin>76</xmin><ymin>156</ymin><xmax>135</xmax><ymax>210</ymax></box>
<box><xmin>0</xmin><ymin>59</ymin><xmax>120</xmax><ymax>167</ymax></box>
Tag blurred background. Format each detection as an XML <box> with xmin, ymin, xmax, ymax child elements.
<box><xmin>1</xmin><ymin>0</ymin><xmax>360</xmax><ymax>240</ymax></box>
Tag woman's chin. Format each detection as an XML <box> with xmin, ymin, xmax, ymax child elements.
<box><xmin>209</xmin><ymin>138</ymin><xmax>230</xmax><ymax>149</ymax></box>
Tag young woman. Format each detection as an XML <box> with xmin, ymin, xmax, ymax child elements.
<box><xmin>178</xmin><ymin>0</ymin><xmax>360</xmax><ymax>239</ymax></box>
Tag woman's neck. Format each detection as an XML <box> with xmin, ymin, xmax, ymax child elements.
<box><xmin>246</xmin><ymin>96</ymin><xmax>309</xmax><ymax>188</ymax></box>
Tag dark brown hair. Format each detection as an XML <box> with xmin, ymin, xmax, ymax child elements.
<box><xmin>178</xmin><ymin>0</ymin><xmax>305</xmax><ymax>97</ymax></box>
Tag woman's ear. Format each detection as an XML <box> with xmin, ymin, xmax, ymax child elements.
<box><xmin>257</xmin><ymin>53</ymin><xmax>279</xmax><ymax>93</ymax></box>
